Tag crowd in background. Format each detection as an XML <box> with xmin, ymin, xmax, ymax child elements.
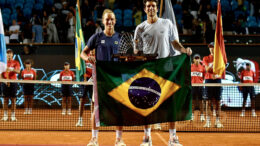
<box><xmin>1</xmin><ymin>0</ymin><xmax>260</xmax><ymax>44</ymax></box>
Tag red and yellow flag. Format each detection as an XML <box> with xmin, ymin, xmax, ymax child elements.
<box><xmin>213</xmin><ymin>0</ymin><xmax>227</xmax><ymax>78</ymax></box>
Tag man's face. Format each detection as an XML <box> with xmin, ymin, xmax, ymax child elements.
<box><xmin>102</xmin><ymin>13</ymin><xmax>116</xmax><ymax>30</ymax></box>
<box><xmin>64</xmin><ymin>64</ymin><xmax>70</xmax><ymax>70</ymax></box>
<box><xmin>246</xmin><ymin>65</ymin><xmax>251</xmax><ymax>70</ymax></box>
<box><xmin>144</xmin><ymin>1</ymin><xmax>158</xmax><ymax>17</ymax></box>
<box><xmin>193</xmin><ymin>57</ymin><xmax>200</xmax><ymax>64</ymax></box>
<box><xmin>7</xmin><ymin>52</ymin><xmax>13</xmax><ymax>60</ymax></box>
<box><xmin>25</xmin><ymin>63</ymin><xmax>31</xmax><ymax>68</ymax></box>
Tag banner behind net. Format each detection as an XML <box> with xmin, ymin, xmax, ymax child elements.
<box><xmin>0</xmin><ymin>80</ymin><xmax>259</xmax><ymax>132</ymax></box>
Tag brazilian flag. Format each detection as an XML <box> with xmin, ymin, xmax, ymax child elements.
<box><xmin>75</xmin><ymin>1</ymin><xmax>85</xmax><ymax>81</ymax></box>
<box><xmin>96</xmin><ymin>54</ymin><xmax>192</xmax><ymax>126</ymax></box>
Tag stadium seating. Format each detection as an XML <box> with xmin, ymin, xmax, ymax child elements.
<box><xmin>15</xmin><ymin>2</ymin><xmax>24</xmax><ymax>9</ymax></box>
<box><xmin>25</xmin><ymin>0</ymin><xmax>34</xmax><ymax>4</ymax></box>
<box><xmin>16</xmin><ymin>0</ymin><xmax>24</xmax><ymax>4</ymax></box>
<box><xmin>0</xmin><ymin>0</ymin><xmax>5</xmax><ymax>7</ymax></box>
<box><xmin>2</xmin><ymin>8</ymin><xmax>11</xmax><ymax>15</ymax></box>
<box><xmin>24</xmin><ymin>3</ymin><xmax>34</xmax><ymax>9</ymax></box>
<box><xmin>123</xmin><ymin>9</ymin><xmax>133</xmax><ymax>27</ymax></box>
<box><xmin>2</xmin><ymin>13</ymin><xmax>9</xmax><ymax>25</ymax></box>
<box><xmin>231</xmin><ymin>0</ymin><xmax>238</xmax><ymax>11</ymax></box>
<box><xmin>34</xmin><ymin>3</ymin><xmax>44</xmax><ymax>11</ymax></box>
<box><xmin>23</xmin><ymin>8</ymin><xmax>32</xmax><ymax>18</ymax></box>
<box><xmin>114</xmin><ymin>9</ymin><xmax>123</xmax><ymax>27</ymax></box>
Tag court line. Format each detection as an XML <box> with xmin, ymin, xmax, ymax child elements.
<box><xmin>155</xmin><ymin>132</ymin><xmax>168</xmax><ymax>145</ymax></box>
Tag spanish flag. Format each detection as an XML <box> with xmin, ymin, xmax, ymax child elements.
<box><xmin>75</xmin><ymin>0</ymin><xmax>86</xmax><ymax>81</ymax></box>
<box><xmin>213</xmin><ymin>0</ymin><xmax>227</xmax><ymax>78</ymax></box>
<box><xmin>96</xmin><ymin>54</ymin><xmax>192</xmax><ymax>126</ymax></box>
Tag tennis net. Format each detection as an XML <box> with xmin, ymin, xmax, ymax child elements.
<box><xmin>0</xmin><ymin>79</ymin><xmax>259</xmax><ymax>132</ymax></box>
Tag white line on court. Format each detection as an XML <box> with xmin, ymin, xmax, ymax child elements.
<box><xmin>155</xmin><ymin>132</ymin><xmax>168</xmax><ymax>145</ymax></box>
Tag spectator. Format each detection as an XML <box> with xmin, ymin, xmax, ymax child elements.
<box><xmin>66</xmin><ymin>10</ymin><xmax>75</xmax><ymax>43</ymax></box>
<box><xmin>95</xmin><ymin>21</ymin><xmax>102</xmax><ymax>34</ymax></box>
<box><xmin>16</xmin><ymin>7</ymin><xmax>26</xmax><ymax>26</ymax></box>
<box><xmin>208</xmin><ymin>9</ymin><xmax>217</xmax><ymax>31</ymax></box>
<box><xmin>83</xmin><ymin>20</ymin><xmax>95</xmax><ymax>41</ymax></box>
<box><xmin>133</xmin><ymin>7</ymin><xmax>142</xmax><ymax>26</ymax></box>
<box><xmin>47</xmin><ymin>15</ymin><xmax>60</xmax><ymax>43</ymax></box>
<box><xmin>21</xmin><ymin>20</ymin><xmax>33</xmax><ymax>44</ymax></box>
<box><xmin>182</xmin><ymin>10</ymin><xmax>194</xmax><ymax>34</ymax></box>
<box><xmin>203</xmin><ymin>16</ymin><xmax>214</xmax><ymax>43</ymax></box>
<box><xmin>32</xmin><ymin>18</ymin><xmax>43</xmax><ymax>43</ymax></box>
<box><xmin>81</xmin><ymin>0</ymin><xmax>93</xmax><ymax>24</ymax></box>
<box><xmin>9</xmin><ymin>20</ymin><xmax>20</xmax><ymax>43</ymax></box>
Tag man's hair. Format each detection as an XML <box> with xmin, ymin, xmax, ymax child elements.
<box><xmin>102</xmin><ymin>9</ymin><xmax>115</xmax><ymax>20</ymax></box>
<box><xmin>143</xmin><ymin>0</ymin><xmax>159</xmax><ymax>6</ymax></box>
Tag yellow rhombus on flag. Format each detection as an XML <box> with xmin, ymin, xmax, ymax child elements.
<box><xmin>108</xmin><ymin>69</ymin><xmax>180</xmax><ymax>117</ymax></box>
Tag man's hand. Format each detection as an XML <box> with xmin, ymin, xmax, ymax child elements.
<box><xmin>186</xmin><ymin>47</ymin><xmax>192</xmax><ymax>56</ymax></box>
<box><xmin>88</xmin><ymin>56</ymin><xmax>96</xmax><ymax>64</ymax></box>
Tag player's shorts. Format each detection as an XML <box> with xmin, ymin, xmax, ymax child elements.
<box><xmin>61</xmin><ymin>84</ymin><xmax>72</xmax><ymax>97</ymax></box>
<box><xmin>192</xmin><ymin>87</ymin><xmax>204</xmax><ymax>100</ymax></box>
<box><xmin>23</xmin><ymin>83</ymin><xmax>34</xmax><ymax>95</ymax></box>
<box><xmin>81</xmin><ymin>85</ymin><xmax>93</xmax><ymax>100</ymax></box>
<box><xmin>205</xmin><ymin>79</ymin><xmax>222</xmax><ymax>100</ymax></box>
<box><xmin>2</xmin><ymin>83</ymin><xmax>17</xmax><ymax>98</ymax></box>
<box><xmin>242</xmin><ymin>86</ymin><xmax>255</xmax><ymax>100</ymax></box>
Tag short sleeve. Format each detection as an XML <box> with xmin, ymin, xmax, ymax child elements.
<box><xmin>203</xmin><ymin>57</ymin><xmax>208</xmax><ymax>66</ymax></box>
<box><xmin>33</xmin><ymin>70</ymin><xmax>37</xmax><ymax>79</ymax></box>
<box><xmin>15</xmin><ymin>61</ymin><xmax>20</xmax><ymax>70</ymax></box>
<box><xmin>59</xmin><ymin>71</ymin><xmax>63</xmax><ymax>81</ymax></box>
<box><xmin>134</xmin><ymin>25</ymin><xmax>143</xmax><ymax>51</ymax></box>
<box><xmin>168</xmin><ymin>20</ymin><xmax>177</xmax><ymax>42</ymax></box>
<box><xmin>86</xmin><ymin>33</ymin><xmax>98</xmax><ymax>50</ymax></box>
<box><xmin>71</xmin><ymin>71</ymin><xmax>75</xmax><ymax>79</ymax></box>
<box><xmin>21</xmin><ymin>71</ymin><xmax>24</xmax><ymax>79</ymax></box>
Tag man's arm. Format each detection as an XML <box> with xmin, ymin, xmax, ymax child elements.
<box><xmin>171</xmin><ymin>40</ymin><xmax>192</xmax><ymax>56</ymax></box>
<box><xmin>80</xmin><ymin>45</ymin><xmax>95</xmax><ymax>64</ymax></box>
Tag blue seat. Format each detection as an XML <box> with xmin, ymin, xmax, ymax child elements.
<box><xmin>123</xmin><ymin>18</ymin><xmax>133</xmax><ymax>27</ymax></box>
<box><xmin>231</xmin><ymin>0</ymin><xmax>238</xmax><ymax>11</ymax></box>
<box><xmin>221</xmin><ymin>0</ymin><xmax>231</xmax><ymax>13</ymax></box>
<box><xmin>116</xmin><ymin>18</ymin><xmax>123</xmax><ymax>27</ymax></box>
<box><xmin>234</xmin><ymin>10</ymin><xmax>245</xmax><ymax>20</ymax></box>
<box><xmin>36</xmin><ymin>0</ymin><xmax>44</xmax><ymax>4</ymax></box>
<box><xmin>16</xmin><ymin>0</ymin><xmax>24</xmax><ymax>4</ymax></box>
<box><xmin>123</xmin><ymin>9</ymin><xmax>132</xmax><ymax>19</ymax></box>
<box><xmin>2</xmin><ymin>8</ymin><xmax>11</xmax><ymax>15</ymax></box>
<box><xmin>34</xmin><ymin>3</ymin><xmax>43</xmax><ymax>11</ymax></box>
<box><xmin>210</xmin><ymin>0</ymin><xmax>217</xmax><ymax>9</ymax></box>
<box><xmin>10</xmin><ymin>13</ymin><xmax>17</xmax><ymax>21</ymax></box>
<box><xmin>114</xmin><ymin>9</ymin><xmax>122</xmax><ymax>20</ymax></box>
<box><xmin>15</xmin><ymin>2</ymin><xmax>23</xmax><ymax>9</ymax></box>
<box><xmin>2</xmin><ymin>13</ymin><xmax>10</xmax><ymax>25</ymax></box>
<box><xmin>24</xmin><ymin>2</ymin><xmax>33</xmax><ymax>9</ymax></box>
<box><xmin>247</xmin><ymin>16</ymin><xmax>257</xmax><ymax>28</ymax></box>
<box><xmin>45</xmin><ymin>0</ymin><xmax>53</xmax><ymax>6</ymax></box>
<box><xmin>23</xmin><ymin>7</ymin><xmax>32</xmax><ymax>18</ymax></box>
<box><xmin>143</xmin><ymin>15</ymin><xmax>147</xmax><ymax>21</ymax></box>
<box><xmin>5</xmin><ymin>0</ymin><xmax>15</xmax><ymax>6</ymax></box>
<box><xmin>0</xmin><ymin>0</ymin><xmax>5</xmax><ymax>7</ymax></box>
<box><xmin>25</xmin><ymin>0</ymin><xmax>34</xmax><ymax>4</ymax></box>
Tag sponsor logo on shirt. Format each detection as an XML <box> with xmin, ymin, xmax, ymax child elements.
<box><xmin>24</xmin><ymin>74</ymin><xmax>34</xmax><ymax>78</ymax></box>
<box><xmin>101</xmin><ymin>40</ymin><xmax>105</xmax><ymax>44</ymax></box>
<box><xmin>62</xmin><ymin>76</ymin><xmax>72</xmax><ymax>81</ymax></box>
<box><xmin>243</xmin><ymin>76</ymin><xmax>253</xmax><ymax>81</ymax></box>
<box><xmin>114</xmin><ymin>41</ymin><xmax>118</xmax><ymax>45</ymax></box>
<box><xmin>191</xmin><ymin>72</ymin><xmax>203</xmax><ymax>77</ymax></box>
<box><xmin>86</xmin><ymin>63</ymin><xmax>93</xmax><ymax>69</ymax></box>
